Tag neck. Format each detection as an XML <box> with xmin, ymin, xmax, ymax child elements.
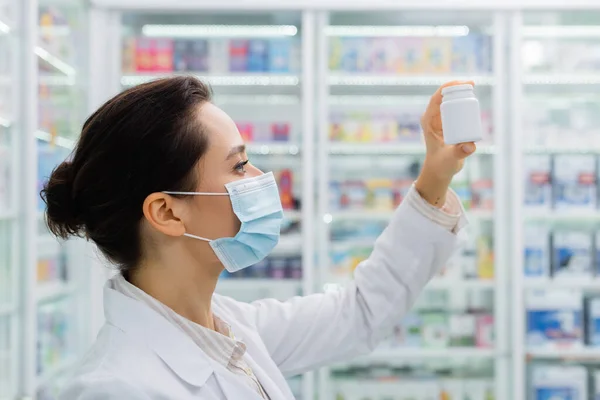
<box><xmin>130</xmin><ymin>253</ymin><xmax>222</xmax><ymax>330</ymax></box>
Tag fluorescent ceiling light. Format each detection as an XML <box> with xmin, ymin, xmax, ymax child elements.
<box><xmin>142</xmin><ymin>24</ymin><xmax>298</xmax><ymax>38</ymax></box>
<box><xmin>36</xmin><ymin>130</ymin><xmax>75</xmax><ymax>149</ymax></box>
<box><xmin>523</xmin><ymin>26</ymin><xmax>600</xmax><ymax>38</ymax></box>
<box><xmin>325</xmin><ymin>25</ymin><xmax>469</xmax><ymax>37</ymax></box>
<box><xmin>0</xmin><ymin>19</ymin><xmax>10</xmax><ymax>34</ymax></box>
<box><xmin>34</xmin><ymin>47</ymin><xmax>76</xmax><ymax>76</ymax></box>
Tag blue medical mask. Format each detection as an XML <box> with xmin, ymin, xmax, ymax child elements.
<box><xmin>163</xmin><ymin>172</ymin><xmax>283</xmax><ymax>273</ymax></box>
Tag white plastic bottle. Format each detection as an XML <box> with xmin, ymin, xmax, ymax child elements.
<box><xmin>440</xmin><ymin>84</ymin><xmax>483</xmax><ymax>145</ymax></box>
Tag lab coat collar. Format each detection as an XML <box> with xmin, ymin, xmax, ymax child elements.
<box><xmin>103</xmin><ymin>282</ymin><xmax>213</xmax><ymax>387</ymax></box>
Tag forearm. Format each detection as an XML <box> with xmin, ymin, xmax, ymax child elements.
<box><xmin>414</xmin><ymin>160</ymin><xmax>453</xmax><ymax>208</ymax></box>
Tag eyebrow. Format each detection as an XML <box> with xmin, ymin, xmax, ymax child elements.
<box><xmin>226</xmin><ymin>144</ymin><xmax>246</xmax><ymax>160</ymax></box>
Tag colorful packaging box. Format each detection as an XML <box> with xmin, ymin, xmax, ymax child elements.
<box><xmin>189</xmin><ymin>40</ymin><xmax>209</xmax><ymax>72</ymax></box>
<box><xmin>526</xmin><ymin>289</ymin><xmax>584</xmax><ymax>349</ymax></box>
<box><xmin>154</xmin><ymin>39</ymin><xmax>174</xmax><ymax>72</ymax></box>
<box><xmin>524</xmin><ymin>155</ymin><xmax>553</xmax><ymax>210</ymax></box>
<box><xmin>551</xmin><ymin>230</ymin><xmax>593</xmax><ymax>278</ymax></box>
<box><xmin>524</xmin><ymin>225</ymin><xmax>550</xmax><ymax>278</ymax></box>
<box><xmin>134</xmin><ymin>37</ymin><xmax>153</xmax><ymax>72</ymax></box>
<box><xmin>247</xmin><ymin>39</ymin><xmax>268</xmax><ymax>72</ymax></box>
<box><xmin>532</xmin><ymin>365</ymin><xmax>588</xmax><ymax>400</ymax></box>
<box><xmin>269</xmin><ymin>38</ymin><xmax>292</xmax><ymax>73</ymax></box>
<box><xmin>476</xmin><ymin>314</ymin><xmax>494</xmax><ymax>348</ymax></box>
<box><xmin>554</xmin><ymin>155</ymin><xmax>597</xmax><ymax>210</ymax></box>
<box><xmin>587</xmin><ymin>297</ymin><xmax>600</xmax><ymax>347</ymax></box>
<box><xmin>423</xmin><ymin>37</ymin><xmax>452</xmax><ymax>74</ymax></box>
<box><xmin>229</xmin><ymin>39</ymin><xmax>249</xmax><ymax>72</ymax></box>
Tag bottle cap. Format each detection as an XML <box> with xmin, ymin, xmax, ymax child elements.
<box><xmin>441</xmin><ymin>83</ymin><xmax>474</xmax><ymax>96</ymax></box>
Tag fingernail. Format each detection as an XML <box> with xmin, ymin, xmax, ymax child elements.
<box><xmin>462</xmin><ymin>144</ymin><xmax>474</xmax><ymax>153</ymax></box>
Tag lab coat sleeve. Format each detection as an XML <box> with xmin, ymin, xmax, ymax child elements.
<box><xmin>248</xmin><ymin>188</ymin><xmax>463</xmax><ymax>377</ymax></box>
<box><xmin>59</xmin><ymin>376</ymin><xmax>152</xmax><ymax>400</ymax></box>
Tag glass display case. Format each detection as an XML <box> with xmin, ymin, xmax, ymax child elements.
<box><xmin>112</xmin><ymin>9</ymin><xmax>316</xmax><ymax>399</ymax></box>
<box><xmin>34</xmin><ymin>1</ymin><xmax>90</xmax><ymax>399</ymax></box>
<box><xmin>0</xmin><ymin>1</ymin><xmax>18</xmax><ymax>397</ymax></box>
<box><xmin>511</xmin><ymin>9</ymin><xmax>600</xmax><ymax>400</ymax></box>
<box><xmin>316</xmin><ymin>10</ymin><xmax>509</xmax><ymax>400</ymax></box>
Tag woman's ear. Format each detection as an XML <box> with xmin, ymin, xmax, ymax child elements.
<box><xmin>142</xmin><ymin>193</ymin><xmax>187</xmax><ymax>237</ymax></box>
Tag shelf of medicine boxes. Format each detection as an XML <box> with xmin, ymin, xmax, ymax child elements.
<box><xmin>523</xmin><ymin>209</ymin><xmax>600</xmax><ymax>222</ymax></box>
<box><xmin>331</xmin><ymin>347</ymin><xmax>497</xmax><ymax>368</ymax></box>
<box><xmin>523</xmin><ymin>277</ymin><xmax>600</xmax><ymax>291</ymax></box>
<box><xmin>526</xmin><ymin>348</ymin><xmax>600</xmax><ymax>361</ymax></box>
<box><xmin>328</xmin><ymin>74</ymin><xmax>496</xmax><ymax>87</ymax></box>
<box><xmin>120</xmin><ymin>73</ymin><xmax>300</xmax><ymax>88</ymax></box>
<box><xmin>328</xmin><ymin>142</ymin><xmax>496</xmax><ymax>156</ymax></box>
<box><xmin>327</xmin><ymin>208</ymin><xmax>494</xmax><ymax>222</ymax></box>
<box><xmin>523</xmin><ymin>74</ymin><xmax>600</xmax><ymax>85</ymax></box>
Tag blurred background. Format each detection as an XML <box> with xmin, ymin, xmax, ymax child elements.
<box><xmin>3</xmin><ymin>0</ymin><xmax>600</xmax><ymax>399</ymax></box>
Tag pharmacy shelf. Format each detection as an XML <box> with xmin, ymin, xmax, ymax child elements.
<box><xmin>328</xmin><ymin>74</ymin><xmax>496</xmax><ymax>86</ymax></box>
<box><xmin>524</xmin><ymin>146</ymin><xmax>600</xmax><ymax>155</ymax></box>
<box><xmin>36</xmin><ymin>358</ymin><xmax>77</xmax><ymax>390</ymax></box>
<box><xmin>527</xmin><ymin>348</ymin><xmax>600</xmax><ymax>360</ymax></box>
<box><xmin>328</xmin><ymin>143</ymin><xmax>496</xmax><ymax>155</ymax></box>
<box><xmin>273</xmin><ymin>234</ymin><xmax>302</xmax><ymax>255</ymax></box>
<box><xmin>523</xmin><ymin>74</ymin><xmax>600</xmax><ymax>85</ymax></box>
<box><xmin>328</xmin><ymin>209</ymin><xmax>493</xmax><ymax>222</ymax></box>
<box><xmin>427</xmin><ymin>278</ymin><xmax>495</xmax><ymax>290</ymax></box>
<box><xmin>523</xmin><ymin>278</ymin><xmax>600</xmax><ymax>290</ymax></box>
<box><xmin>216</xmin><ymin>278</ymin><xmax>302</xmax><ymax>293</ymax></box>
<box><xmin>524</xmin><ymin>209</ymin><xmax>600</xmax><ymax>222</ymax></box>
<box><xmin>36</xmin><ymin>282</ymin><xmax>77</xmax><ymax>304</ymax></box>
<box><xmin>335</xmin><ymin>347</ymin><xmax>497</xmax><ymax>367</ymax></box>
<box><xmin>121</xmin><ymin>74</ymin><xmax>300</xmax><ymax>87</ymax></box>
<box><xmin>246</xmin><ymin>143</ymin><xmax>301</xmax><ymax>156</ymax></box>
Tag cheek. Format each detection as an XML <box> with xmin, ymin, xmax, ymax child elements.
<box><xmin>189</xmin><ymin>196</ymin><xmax>241</xmax><ymax>239</ymax></box>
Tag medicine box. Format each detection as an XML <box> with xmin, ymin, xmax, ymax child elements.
<box><xmin>553</xmin><ymin>155</ymin><xmax>597</xmax><ymax>210</ymax></box>
<box><xmin>551</xmin><ymin>230</ymin><xmax>593</xmax><ymax>278</ymax></box>
<box><xmin>526</xmin><ymin>289</ymin><xmax>584</xmax><ymax>349</ymax></box>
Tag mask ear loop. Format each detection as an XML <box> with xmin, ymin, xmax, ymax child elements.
<box><xmin>161</xmin><ymin>191</ymin><xmax>231</xmax><ymax>241</ymax></box>
<box><xmin>162</xmin><ymin>191</ymin><xmax>230</xmax><ymax>196</ymax></box>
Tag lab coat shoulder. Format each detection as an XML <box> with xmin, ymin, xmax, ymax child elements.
<box><xmin>59</xmin><ymin>323</ymin><xmax>216</xmax><ymax>400</ymax></box>
<box><xmin>214</xmin><ymin>192</ymin><xmax>462</xmax><ymax>377</ymax></box>
<box><xmin>59</xmin><ymin>325</ymin><xmax>150</xmax><ymax>399</ymax></box>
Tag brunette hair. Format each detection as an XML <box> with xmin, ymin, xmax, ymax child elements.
<box><xmin>41</xmin><ymin>76</ymin><xmax>212</xmax><ymax>274</ymax></box>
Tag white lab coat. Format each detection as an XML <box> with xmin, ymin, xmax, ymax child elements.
<box><xmin>60</xmin><ymin>196</ymin><xmax>463</xmax><ymax>400</ymax></box>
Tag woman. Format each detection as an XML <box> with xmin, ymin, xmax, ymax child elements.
<box><xmin>43</xmin><ymin>76</ymin><xmax>475</xmax><ymax>399</ymax></box>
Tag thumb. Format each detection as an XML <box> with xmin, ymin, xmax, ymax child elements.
<box><xmin>453</xmin><ymin>142</ymin><xmax>476</xmax><ymax>159</ymax></box>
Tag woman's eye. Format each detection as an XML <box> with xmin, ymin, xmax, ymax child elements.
<box><xmin>234</xmin><ymin>160</ymin><xmax>249</xmax><ymax>173</ymax></box>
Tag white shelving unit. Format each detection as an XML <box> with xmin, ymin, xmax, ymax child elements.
<box><xmin>0</xmin><ymin>1</ymin><xmax>20</xmax><ymax>398</ymax></box>
<box><xmin>3</xmin><ymin>0</ymin><xmax>96</xmax><ymax>399</ymax></box>
<box><xmin>315</xmin><ymin>9</ymin><xmax>509</xmax><ymax>400</ymax></box>
<box><xmin>510</xmin><ymin>9</ymin><xmax>600</xmax><ymax>400</ymax></box>
<box><xmin>88</xmin><ymin>7</ymin><xmax>316</xmax><ymax>400</ymax></box>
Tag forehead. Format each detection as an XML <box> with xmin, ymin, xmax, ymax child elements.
<box><xmin>199</xmin><ymin>103</ymin><xmax>243</xmax><ymax>153</ymax></box>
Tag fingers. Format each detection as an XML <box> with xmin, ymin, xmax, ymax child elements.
<box><xmin>453</xmin><ymin>142</ymin><xmax>477</xmax><ymax>159</ymax></box>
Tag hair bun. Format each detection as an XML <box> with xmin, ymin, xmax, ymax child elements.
<box><xmin>40</xmin><ymin>161</ymin><xmax>85</xmax><ymax>239</ymax></box>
